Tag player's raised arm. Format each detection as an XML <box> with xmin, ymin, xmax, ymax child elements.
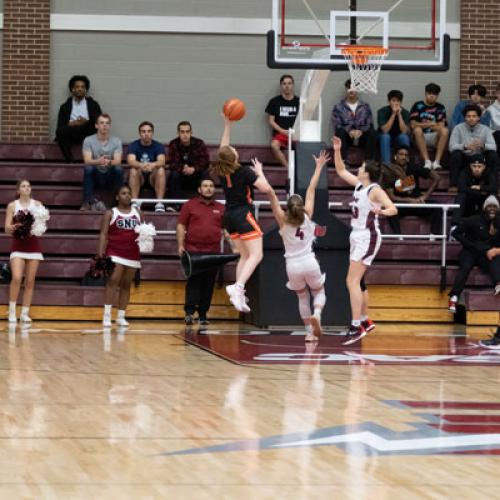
<box><xmin>267</xmin><ymin>187</ymin><xmax>286</xmax><ymax>228</ymax></box>
<box><xmin>331</xmin><ymin>136</ymin><xmax>358</xmax><ymax>187</ymax></box>
<box><xmin>370</xmin><ymin>186</ymin><xmax>398</xmax><ymax>217</ymax></box>
<box><xmin>219</xmin><ymin>114</ymin><xmax>232</xmax><ymax>149</ymax></box>
<box><xmin>304</xmin><ymin>150</ymin><xmax>331</xmax><ymax>217</ymax></box>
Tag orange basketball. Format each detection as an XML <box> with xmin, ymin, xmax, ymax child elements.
<box><xmin>223</xmin><ymin>98</ymin><xmax>246</xmax><ymax>121</ymax></box>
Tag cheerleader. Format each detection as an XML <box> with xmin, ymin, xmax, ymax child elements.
<box><xmin>265</xmin><ymin>151</ymin><xmax>331</xmax><ymax>342</ymax></box>
<box><xmin>332</xmin><ymin>136</ymin><xmax>397</xmax><ymax>345</ymax></box>
<box><xmin>212</xmin><ymin>115</ymin><xmax>272</xmax><ymax>312</ymax></box>
<box><xmin>4</xmin><ymin>180</ymin><xmax>45</xmax><ymax>323</ymax></box>
<box><xmin>98</xmin><ymin>184</ymin><xmax>142</xmax><ymax>327</ymax></box>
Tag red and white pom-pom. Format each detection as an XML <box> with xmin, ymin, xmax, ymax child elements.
<box><xmin>134</xmin><ymin>222</ymin><xmax>156</xmax><ymax>253</ymax></box>
<box><xmin>30</xmin><ymin>204</ymin><xmax>50</xmax><ymax>237</ymax></box>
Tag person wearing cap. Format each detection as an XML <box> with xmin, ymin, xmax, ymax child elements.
<box><xmin>450</xmin><ymin>153</ymin><xmax>498</xmax><ymax>228</ymax></box>
<box><xmin>448</xmin><ymin>103</ymin><xmax>498</xmax><ymax>191</ymax></box>
<box><xmin>448</xmin><ymin>195</ymin><xmax>500</xmax><ymax>313</ymax></box>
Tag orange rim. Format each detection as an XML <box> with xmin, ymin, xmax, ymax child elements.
<box><xmin>341</xmin><ymin>45</ymin><xmax>388</xmax><ymax>65</ymax></box>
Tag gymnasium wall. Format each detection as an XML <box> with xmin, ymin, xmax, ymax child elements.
<box><xmin>0</xmin><ymin>0</ymin><xmax>455</xmax><ymax>145</ymax></box>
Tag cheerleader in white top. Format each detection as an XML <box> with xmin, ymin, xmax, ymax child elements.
<box><xmin>4</xmin><ymin>180</ymin><xmax>48</xmax><ymax>323</ymax></box>
<box><xmin>332</xmin><ymin>136</ymin><xmax>397</xmax><ymax>345</ymax></box>
<box><xmin>266</xmin><ymin>150</ymin><xmax>331</xmax><ymax>342</ymax></box>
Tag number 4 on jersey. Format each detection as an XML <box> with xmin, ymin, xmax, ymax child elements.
<box><xmin>295</xmin><ymin>227</ymin><xmax>304</xmax><ymax>240</ymax></box>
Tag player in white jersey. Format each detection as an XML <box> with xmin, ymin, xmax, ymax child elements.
<box><xmin>265</xmin><ymin>150</ymin><xmax>330</xmax><ymax>342</ymax></box>
<box><xmin>332</xmin><ymin>136</ymin><xmax>397</xmax><ymax>345</ymax></box>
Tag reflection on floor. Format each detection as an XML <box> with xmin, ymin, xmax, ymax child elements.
<box><xmin>181</xmin><ymin>322</ymin><xmax>500</xmax><ymax>366</ymax></box>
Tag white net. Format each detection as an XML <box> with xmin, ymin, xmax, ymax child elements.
<box><xmin>342</xmin><ymin>47</ymin><xmax>388</xmax><ymax>95</ymax></box>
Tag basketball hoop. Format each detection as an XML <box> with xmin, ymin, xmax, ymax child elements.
<box><xmin>341</xmin><ymin>46</ymin><xmax>388</xmax><ymax>95</ymax></box>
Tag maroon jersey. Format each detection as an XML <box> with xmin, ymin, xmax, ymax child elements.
<box><xmin>105</xmin><ymin>207</ymin><xmax>141</xmax><ymax>268</ymax></box>
<box><xmin>10</xmin><ymin>199</ymin><xmax>43</xmax><ymax>259</ymax></box>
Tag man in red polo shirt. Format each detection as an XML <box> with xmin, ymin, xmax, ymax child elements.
<box><xmin>176</xmin><ymin>178</ymin><xmax>225</xmax><ymax>325</ymax></box>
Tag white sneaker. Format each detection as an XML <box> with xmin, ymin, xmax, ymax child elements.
<box><xmin>103</xmin><ymin>315</ymin><xmax>112</xmax><ymax>327</ymax></box>
<box><xmin>20</xmin><ymin>315</ymin><xmax>32</xmax><ymax>323</ymax></box>
<box><xmin>495</xmin><ymin>284</ymin><xmax>500</xmax><ymax>296</ymax></box>
<box><xmin>8</xmin><ymin>314</ymin><xmax>17</xmax><ymax>323</ymax></box>
<box><xmin>424</xmin><ymin>159</ymin><xmax>432</xmax><ymax>170</ymax></box>
<box><xmin>154</xmin><ymin>202</ymin><xmax>165</xmax><ymax>213</ymax></box>
<box><xmin>116</xmin><ymin>316</ymin><xmax>129</xmax><ymax>327</ymax></box>
<box><xmin>432</xmin><ymin>161</ymin><xmax>442</xmax><ymax>170</ymax></box>
<box><xmin>310</xmin><ymin>310</ymin><xmax>322</xmax><ymax>339</ymax></box>
<box><xmin>226</xmin><ymin>284</ymin><xmax>251</xmax><ymax>313</ymax></box>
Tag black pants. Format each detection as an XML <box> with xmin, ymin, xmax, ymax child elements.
<box><xmin>56</xmin><ymin>124</ymin><xmax>94</xmax><ymax>162</ymax></box>
<box><xmin>335</xmin><ymin>127</ymin><xmax>378</xmax><ymax>161</ymax></box>
<box><xmin>168</xmin><ymin>170</ymin><xmax>210</xmax><ymax>200</ymax></box>
<box><xmin>388</xmin><ymin>203</ymin><xmax>442</xmax><ymax>235</ymax></box>
<box><xmin>184</xmin><ymin>267</ymin><xmax>218</xmax><ymax>319</ymax></box>
<box><xmin>451</xmin><ymin>192</ymin><xmax>487</xmax><ymax>225</ymax></box>
<box><xmin>449</xmin><ymin>248</ymin><xmax>500</xmax><ymax>296</ymax></box>
<box><xmin>448</xmin><ymin>150</ymin><xmax>499</xmax><ymax>187</ymax></box>
<box><xmin>494</xmin><ymin>130</ymin><xmax>500</xmax><ymax>153</ymax></box>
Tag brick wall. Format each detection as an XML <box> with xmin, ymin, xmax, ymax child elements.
<box><xmin>1</xmin><ymin>0</ymin><xmax>51</xmax><ymax>142</ymax></box>
<box><xmin>460</xmin><ymin>0</ymin><xmax>500</xmax><ymax>99</ymax></box>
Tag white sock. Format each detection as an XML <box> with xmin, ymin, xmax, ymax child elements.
<box><xmin>235</xmin><ymin>282</ymin><xmax>245</xmax><ymax>290</ymax></box>
<box><xmin>21</xmin><ymin>306</ymin><xmax>29</xmax><ymax>316</ymax></box>
<box><xmin>117</xmin><ymin>309</ymin><xmax>126</xmax><ymax>319</ymax></box>
<box><xmin>305</xmin><ymin>324</ymin><xmax>312</xmax><ymax>333</ymax></box>
<box><xmin>352</xmin><ymin>319</ymin><xmax>361</xmax><ymax>327</ymax></box>
<box><xmin>9</xmin><ymin>302</ymin><xmax>16</xmax><ymax>315</ymax></box>
<box><xmin>360</xmin><ymin>314</ymin><xmax>368</xmax><ymax>322</ymax></box>
<box><xmin>104</xmin><ymin>304</ymin><xmax>112</xmax><ymax>316</ymax></box>
<box><xmin>297</xmin><ymin>290</ymin><xmax>311</xmax><ymax>320</ymax></box>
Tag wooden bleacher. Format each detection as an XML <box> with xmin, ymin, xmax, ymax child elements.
<box><xmin>0</xmin><ymin>142</ymin><xmax>497</xmax><ymax>324</ymax></box>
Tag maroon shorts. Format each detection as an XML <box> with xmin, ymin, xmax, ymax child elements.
<box><xmin>272</xmin><ymin>133</ymin><xmax>290</xmax><ymax>149</ymax></box>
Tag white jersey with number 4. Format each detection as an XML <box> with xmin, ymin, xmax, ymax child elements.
<box><xmin>350</xmin><ymin>182</ymin><xmax>380</xmax><ymax>232</ymax></box>
<box><xmin>280</xmin><ymin>214</ymin><xmax>316</xmax><ymax>260</ymax></box>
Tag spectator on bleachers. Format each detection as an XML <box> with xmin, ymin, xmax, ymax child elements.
<box><xmin>377</xmin><ymin>90</ymin><xmax>411</xmax><ymax>164</ymax></box>
<box><xmin>451</xmin><ymin>154</ymin><xmax>498</xmax><ymax>228</ymax></box>
<box><xmin>56</xmin><ymin>75</ymin><xmax>102</xmax><ymax>163</ymax></box>
<box><xmin>448</xmin><ymin>104</ymin><xmax>498</xmax><ymax>191</ymax></box>
<box><xmin>410</xmin><ymin>83</ymin><xmax>449</xmax><ymax>171</ymax></box>
<box><xmin>487</xmin><ymin>82</ymin><xmax>500</xmax><ymax>153</ymax></box>
<box><xmin>448</xmin><ymin>195</ymin><xmax>500</xmax><ymax>313</ymax></box>
<box><xmin>127</xmin><ymin>121</ymin><xmax>167</xmax><ymax>212</ymax></box>
<box><xmin>331</xmin><ymin>79</ymin><xmax>377</xmax><ymax>162</ymax></box>
<box><xmin>167</xmin><ymin>121</ymin><xmax>210</xmax><ymax>211</ymax></box>
<box><xmin>265</xmin><ymin>74</ymin><xmax>300</xmax><ymax>168</ymax></box>
<box><xmin>450</xmin><ymin>84</ymin><xmax>490</xmax><ymax>130</ymax></box>
<box><xmin>380</xmin><ymin>145</ymin><xmax>441</xmax><ymax>236</ymax></box>
<box><xmin>81</xmin><ymin>114</ymin><xmax>124</xmax><ymax>211</ymax></box>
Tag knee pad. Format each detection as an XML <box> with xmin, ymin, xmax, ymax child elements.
<box><xmin>296</xmin><ymin>289</ymin><xmax>311</xmax><ymax>320</ymax></box>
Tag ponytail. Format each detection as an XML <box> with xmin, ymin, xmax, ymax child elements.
<box><xmin>285</xmin><ymin>194</ymin><xmax>306</xmax><ymax>226</ymax></box>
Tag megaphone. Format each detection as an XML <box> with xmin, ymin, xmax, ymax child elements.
<box><xmin>181</xmin><ymin>251</ymin><xmax>239</xmax><ymax>279</ymax></box>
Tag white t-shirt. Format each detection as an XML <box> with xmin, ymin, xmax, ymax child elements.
<box><xmin>347</xmin><ymin>101</ymin><xmax>359</xmax><ymax>113</ymax></box>
<box><xmin>70</xmin><ymin>97</ymin><xmax>89</xmax><ymax>121</ymax></box>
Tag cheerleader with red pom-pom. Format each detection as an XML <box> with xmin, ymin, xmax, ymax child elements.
<box><xmin>4</xmin><ymin>180</ymin><xmax>47</xmax><ymax>323</ymax></box>
<box><xmin>98</xmin><ymin>185</ymin><xmax>142</xmax><ymax>327</ymax></box>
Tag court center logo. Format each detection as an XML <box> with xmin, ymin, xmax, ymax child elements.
<box><xmin>162</xmin><ymin>400</ymin><xmax>500</xmax><ymax>457</ymax></box>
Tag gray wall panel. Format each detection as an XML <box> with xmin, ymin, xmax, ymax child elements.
<box><xmin>51</xmin><ymin>0</ymin><xmax>460</xmax><ymax>23</ymax></box>
<box><xmin>50</xmin><ymin>32</ymin><xmax>460</xmax><ymax>145</ymax></box>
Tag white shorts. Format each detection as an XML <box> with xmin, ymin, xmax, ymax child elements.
<box><xmin>350</xmin><ymin>230</ymin><xmax>381</xmax><ymax>266</ymax></box>
<box><xmin>10</xmin><ymin>252</ymin><xmax>43</xmax><ymax>261</ymax></box>
<box><xmin>424</xmin><ymin>132</ymin><xmax>438</xmax><ymax>147</ymax></box>
<box><xmin>285</xmin><ymin>254</ymin><xmax>325</xmax><ymax>291</ymax></box>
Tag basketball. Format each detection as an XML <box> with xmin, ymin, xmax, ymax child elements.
<box><xmin>223</xmin><ymin>98</ymin><xmax>246</xmax><ymax>121</ymax></box>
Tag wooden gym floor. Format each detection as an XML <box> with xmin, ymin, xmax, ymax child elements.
<box><xmin>0</xmin><ymin>319</ymin><xmax>500</xmax><ymax>498</ymax></box>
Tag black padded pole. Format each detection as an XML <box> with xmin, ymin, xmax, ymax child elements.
<box><xmin>349</xmin><ymin>0</ymin><xmax>357</xmax><ymax>45</ymax></box>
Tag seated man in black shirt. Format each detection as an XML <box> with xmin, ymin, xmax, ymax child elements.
<box><xmin>451</xmin><ymin>153</ymin><xmax>498</xmax><ymax>227</ymax></box>
<box><xmin>380</xmin><ymin>146</ymin><xmax>441</xmax><ymax>236</ymax></box>
<box><xmin>265</xmin><ymin>75</ymin><xmax>300</xmax><ymax>168</ymax></box>
<box><xmin>449</xmin><ymin>196</ymin><xmax>500</xmax><ymax>313</ymax></box>
<box><xmin>56</xmin><ymin>75</ymin><xmax>102</xmax><ymax>163</ymax></box>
